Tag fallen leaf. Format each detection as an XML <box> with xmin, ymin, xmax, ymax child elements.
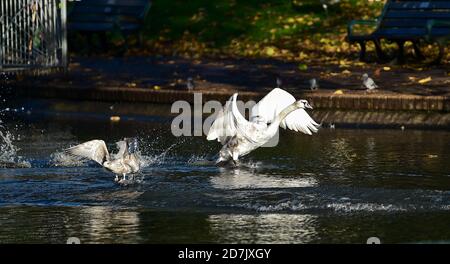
<box><xmin>153</xmin><ymin>85</ymin><xmax>161</xmax><ymax>90</ymax></box>
<box><xmin>110</xmin><ymin>116</ymin><xmax>121</xmax><ymax>122</ymax></box>
<box><xmin>265</xmin><ymin>47</ymin><xmax>275</xmax><ymax>56</ymax></box>
<box><xmin>383</xmin><ymin>66</ymin><xmax>391</xmax><ymax>71</ymax></box>
<box><xmin>334</xmin><ymin>90</ymin><xmax>344</xmax><ymax>95</ymax></box>
<box><xmin>338</xmin><ymin>60</ymin><xmax>350</xmax><ymax>68</ymax></box>
<box><xmin>298</xmin><ymin>64</ymin><xmax>308</xmax><ymax>71</ymax></box>
<box><xmin>341</xmin><ymin>69</ymin><xmax>351</xmax><ymax>74</ymax></box>
<box><xmin>418</xmin><ymin>77</ymin><xmax>432</xmax><ymax>84</ymax></box>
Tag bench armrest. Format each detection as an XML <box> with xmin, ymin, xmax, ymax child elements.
<box><xmin>347</xmin><ymin>19</ymin><xmax>378</xmax><ymax>36</ymax></box>
<box><xmin>138</xmin><ymin>1</ymin><xmax>152</xmax><ymax>21</ymax></box>
<box><xmin>427</xmin><ymin>19</ymin><xmax>450</xmax><ymax>32</ymax></box>
<box><xmin>426</xmin><ymin>19</ymin><xmax>450</xmax><ymax>42</ymax></box>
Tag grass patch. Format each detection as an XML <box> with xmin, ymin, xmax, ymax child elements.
<box><xmin>137</xmin><ymin>0</ymin><xmax>385</xmax><ymax>59</ymax></box>
<box><xmin>70</xmin><ymin>0</ymin><xmax>449</xmax><ymax>65</ymax></box>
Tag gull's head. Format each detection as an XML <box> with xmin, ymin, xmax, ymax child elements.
<box><xmin>296</xmin><ymin>99</ymin><xmax>313</xmax><ymax>109</ymax></box>
<box><xmin>362</xmin><ymin>73</ymin><xmax>369</xmax><ymax>81</ymax></box>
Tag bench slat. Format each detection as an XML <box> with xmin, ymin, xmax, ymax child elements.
<box><xmin>70</xmin><ymin>6</ymin><xmax>146</xmax><ymax>18</ymax></box>
<box><xmin>385</xmin><ymin>11</ymin><xmax>450</xmax><ymax>19</ymax></box>
<box><xmin>389</xmin><ymin>1</ymin><xmax>450</xmax><ymax>10</ymax></box>
<box><xmin>375</xmin><ymin>28</ymin><xmax>450</xmax><ymax>37</ymax></box>
<box><xmin>68</xmin><ymin>22</ymin><xmax>140</xmax><ymax>32</ymax></box>
<box><xmin>72</xmin><ymin>0</ymin><xmax>150</xmax><ymax>7</ymax></box>
<box><xmin>381</xmin><ymin>18</ymin><xmax>450</xmax><ymax>28</ymax></box>
<box><xmin>69</xmin><ymin>15</ymin><xmax>140</xmax><ymax>24</ymax></box>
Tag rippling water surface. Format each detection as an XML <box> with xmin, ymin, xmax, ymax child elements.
<box><xmin>0</xmin><ymin>106</ymin><xmax>449</xmax><ymax>243</ymax></box>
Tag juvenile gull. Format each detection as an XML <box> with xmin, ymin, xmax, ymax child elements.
<box><xmin>187</xmin><ymin>77</ymin><xmax>195</xmax><ymax>90</ymax></box>
<box><xmin>362</xmin><ymin>73</ymin><xmax>378</xmax><ymax>92</ymax></box>
<box><xmin>309</xmin><ymin>78</ymin><xmax>319</xmax><ymax>90</ymax></box>
<box><xmin>64</xmin><ymin>138</ymin><xmax>140</xmax><ymax>182</ymax></box>
<box><xmin>276</xmin><ymin>77</ymin><xmax>283</xmax><ymax>88</ymax></box>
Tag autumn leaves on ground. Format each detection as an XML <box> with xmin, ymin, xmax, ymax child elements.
<box><xmin>71</xmin><ymin>0</ymin><xmax>449</xmax><ymax>95</ymax></box>
<box><xmin>135</xmin><ymin>0</ymin><xmax>385</xmax><ymax>62</ymax></box>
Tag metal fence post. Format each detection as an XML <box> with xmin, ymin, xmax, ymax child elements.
<box><xmin>60</xmin><ymin>0</ymin><xmax>67</xmax><ymax>70</ymax></box>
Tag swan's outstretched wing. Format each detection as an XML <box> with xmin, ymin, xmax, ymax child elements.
<box><xmin>64</xmin><ymin>140</ymin><xmax>109</xmax><ymax>165</ymax></box>
<box><xmin>207</xmin><ymin>93</ymin><xmax>253</xmax><ymax>144</ymax></box>
<box><xmin>206</xmin><ymin>94</ymin><xmax>237</xmax><ymax>144</ymax></box>
<box><xmin>284</xmin><ymin>108</ymin><xmax>320</xmax><ymax>135</ymax></box>
<box><xmin>251</xmin><ymin>88</ymin><xmax>320</xmax><ymax>135</ymax></box>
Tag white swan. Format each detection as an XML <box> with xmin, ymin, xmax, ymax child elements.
<box><xmin>64</xmin><ymin>138</ymin><xmax>140</xmax><ymax>182</ymax></box>
<box><xmin>207</xmin><ymin>88</ymin><xmax>320</xmax><ymax>165</ymax></box>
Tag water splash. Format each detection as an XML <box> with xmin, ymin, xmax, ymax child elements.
<box><xmin>0</xmin><ymin>129</ymin><xmax>31</xmax><ymax>168</ymax></box>
<box><xmin>187</xmin><ymin>154</ymin><xmax>216</xmax><ymax>166</ymax></box>
<box><xmin>138</xmin><ymin>135</ymin><xmax>190</xmax><ymax>166</ymax></box>
<box><xmin>187</xmin><ymin>153</ymin><xmax>209</xmax><ymax>163</ymax></box>
<box><xmin>49</xmin><ymin>136</ymin><xmax>183</xmax><ymax>169</ymax></box>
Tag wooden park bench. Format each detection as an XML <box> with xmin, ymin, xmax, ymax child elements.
<box><xmin>347</xmin><ymin>0</ymin><xmax>450</xmax><ymax>63</ymax></box>
<box><xmin>68</xmin><ymin>0</ymin><xmax>151</xmax><ymax>45</ymax></box>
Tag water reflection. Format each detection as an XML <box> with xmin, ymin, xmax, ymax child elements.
<box><xmin>79</xmin><ymin>206</ymin><xmax>141</xmax><ymax>243</ymax></box>
<box><xmin>0</xmin><ymin>113</ymin><xmax>449</xmax><ymax>243</ymax></box>
<box><xmin>325</xmin><ymin>138</ymin><xmax>357</xmax><ymax>171</ymax></box>
<box><xmin>211</xmin><ymin>167</ymin><xmax>318</xmax><ymax>189</ymax></box>
<box><xmin>207</xmin><ymin>214</ymin><xmax>317</xmax><ymax>244</ymax></box>
<box><xmin>365</xmin><ymin>137</ymin><xmax>377</xmax><ymax>169</ymax></box>
<box><xmin>0</xmin><ymin>206</ymin><xmax>144</xmax><ymax>243</ymax></box>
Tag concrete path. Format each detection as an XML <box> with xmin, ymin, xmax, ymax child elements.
<box><xmin>5</xmin><ymin>56</ymin><xmax>450</xmax><ymax>128</ymax></box>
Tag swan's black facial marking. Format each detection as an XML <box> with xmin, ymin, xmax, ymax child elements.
<box><xmin>252</xmin><ymin>115</ymin><xmax>267</xmax><ymax>125</ymax></box>
<box><xmin>299</xmin><ymin>100</ymin><xmax>313</xmax><ymax>109</ymax></box>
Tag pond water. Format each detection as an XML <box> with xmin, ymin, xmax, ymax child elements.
<box><xmin>0</xmin><ymin>102</ymin><xmax>449</xmax><ymax>244</ymax></box>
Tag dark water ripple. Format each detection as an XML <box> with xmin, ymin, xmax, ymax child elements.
<box><xmin>0</xmin><ymin>115</ymin><xmax>449</xmax><ymax>243</ymax></box>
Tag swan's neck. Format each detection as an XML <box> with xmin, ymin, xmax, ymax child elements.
<box><xmin>267</xmin><ymin>103</ymin><xmax>299</xmax><ymax>131</ymax></box>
